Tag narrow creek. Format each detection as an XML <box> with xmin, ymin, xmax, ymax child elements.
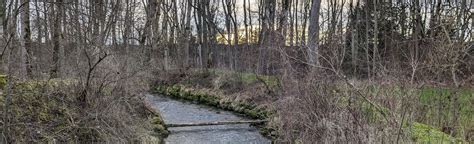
<box><xmin>146</xmin><ymin>94</ymin><xmax>271</xmax><ymax>144</ymax></box>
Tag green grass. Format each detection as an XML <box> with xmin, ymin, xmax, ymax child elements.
<box><xmin>417</xmin><ymin>87</ymin><xmax>473</xmax><ymax>140</ymax></box>
<box><xmin>345</xmin><ymin>85</ymin><xmax>472</xmax><ymax>143</ymax></box>
<box><xmin>410</xmin><ymin>122</ymin><xmax>465</xmax><ymax>143</ymax></box>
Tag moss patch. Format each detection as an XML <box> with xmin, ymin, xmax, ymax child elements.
<box><xmin>417</xmin><ymin>87</ymin><xmax>473</xmax><ymax>140</ymax></box>
<box><xmin>410</xmin><ymin>122</ymin><xmax>466</xmax><ymax>143</ymax></box>
<box><xmin>0</xmin><ymin>80</ymin><xmax>84</xmax><ymax>142</ymax></box>
<box><xmin>1</xmin><ymin>79</ymin><xmax>160</xmax><ymax>142</ymax></box>
<box><xmin>151</xmin><ymin>115</ymin><xmax>169</xmax><ymax>137</ymax></box>
<box><xmin>0</xmin><ymin>75</ymin><xmax>6</xmax><ymax>88</ymax></box>
<box><xmin>334</xmin><ymin>84</ymin><xmax>472</xmax><ymax>142</ymax></box>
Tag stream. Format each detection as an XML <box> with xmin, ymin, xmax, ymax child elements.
<box><xmin>145</xmin><ymin>94</ymin><xmax>271</xmax><ymax>144</ymax></box>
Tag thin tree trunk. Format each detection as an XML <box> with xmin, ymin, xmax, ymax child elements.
<box><xmin>365</xmin><ymin>2</ymin><xmax>370</xmax><ymax>80</ymax></box>
<box><xmin>301</xmin><ymin>0</ymin><xmax>310</xmax><ymax>46</ymax></box>
<box><xmin>194</xmin><ymin>0</ymin><xmax>203</xmax><ymax>67</ymax></box>
<box><xmin>231</xmin><ymin>0</ymin><xmax>238</xmax><ymax>70</ymax></box>
<box><xmin>2</xmin><ymin>0</ymin><xmax>18</xmax><ymax>142</ymax></box>
<box><xmin>0</xmin><ymin>0</ymin><xmax>5</xmax><ymax>36</ymax></box>
<box><xmin>201</xmin><ymin>0</ymin><xmax>210</xmax><ymax>69</ymax></box>
<box><xmin>279</xmin><ymin>0</ymin><xmax>290</xmax><ymax>46</ymax></box>
<box><xmin>223</xmin><ymin>0</ymin><xmax>232</xmax><ymax>69</ymax></box>
<box><xmin>308</xmin><ymin>0</ymin><xmax>321</xmax><ymax>66</ymax></box>
<box><xmin>289</xmin><ymin>0</ymin><xmax>294</xmax><ymax>47</ymax></box>
<box><xmin>50</xmin><ymin>0</ymin><xmax>62</xmax><ymax>78</ymax></box>
<box><xmin>294</xmin><ymin>0</ymin><xmax>299</xmax><ymax>46</ymax></box>
<box><xmin>372</xmin><ymin>0</ymin><xmax>378</xmax><ymax>77</ymax></box>
<box><xmin>350</xmin><ymin>0</ymin><xmax>358</xmax><ymax>75</ymax></box>
<box><xmin>34</xmin><ymin>0</ymin><xmax>42</xmax><ymax>43</ymax></box>
<box><xmin>22</xmin><ymin>0</ymin><xmax>33</xmax><ymax>78</ymax></box>
<box><xmin>183</xmin><ymin>0</ymin><xmax>192</xmax><ymax>68</ymax></box>
<box><xmin>162</xmin><ymin>1</ymin><xmax>170</xmax><ymax>70</ymax></box>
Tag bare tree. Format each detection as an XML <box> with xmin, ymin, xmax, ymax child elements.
<box><xmin>50</xmin><ymin>0</ymin><xmax>63</xmax><ymax>78</ymax></box>
<box><xmin>21</xmin><ymin>0</ymin><xmax>32</xmax><ymax>78</ymax></box>
<box><xmin>0</xmin><ymin>0</ymin><xmax>4</xmax><ymax>37</ymax></box>
<box><xmin>307</xmin><ymin>0</ymin><xmax>321</xmax><ymax>66</ymax></box>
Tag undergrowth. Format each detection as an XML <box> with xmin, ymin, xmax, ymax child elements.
<box><xmin>0</xmin><ymin>79</ymin><xmax>159</xmax><ymax>143</ymax></box>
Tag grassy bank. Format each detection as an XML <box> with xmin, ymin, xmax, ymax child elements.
<box><xmin>358</xmin><ymin>85</ymin><xmax>472</xmax><ymax>142</ymax></box>
<box><xmin>0</xmin><ymin>77</ymin><xmax>162</xmax><ymax>143</ymax></box>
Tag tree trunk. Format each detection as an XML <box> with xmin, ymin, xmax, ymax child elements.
<box><xmin>162</xmin><ymin>1</ymin><xmax>170</xmax><ymax>70</ymax></box>
<box><xmin>0</xmin><ymin>0</ymin><xmax>4</xmax><ymax>37</ymax></box>
<box><xmin>350</xmin><ymin>1</ymin><xmax>359</xmax><ymax>75</ymax></box>
<box><xmin>0</xmin><ymin>0</ymin><xmax>6</xmax><ymax>72</ymax></box>
<box><xmin>34</xmin><ymin>0</ymin><xmax>42</xmax><ymax>43</ymax></box>
<box><xmin>22</xmin><ymin>0</ymin><xmax>33</xmax><ymax>78</ymax></box>
<box><xmin>372</xmin><ymin>0</ymin><xmax>378</xmax><ymax>76</ymax></box>
<box><xmin>294</xmin><ymin>0</ymin><xmax>299</xmax><ymax>46</ymax></box>
<box><xmin>231</xmin><ymin>0</ymin><xmax>238</xmax><ymax>70</ymax></box>
<box><xmin>279</xmin><ymin>0</ymin><xmax>290</xmax><ymax>46</ymax></box>
<box><xmin>200</xmin><ymin>0</ymin><xmax>210</xmax><ymax>69</ymax></box>
<box><xmin>2</xmin><ymin>0</ymin><xmax>18</xmax><ymax>142</ymax></box>
<box><xmin>301</xmin><ymin>0</ymin><xmax>310</xmax><ymax>46</ymax></box>
<box><xmin>50</xmin><ymin>0</ymin><xmax>62</xmax><ymax>78</ymax></box>
<box><xmin>183</xmin><ymin>0</ymin><xmax>192</xmax><ymax>68</ymax></box>
<box><xmin>307</xmin><ymin>0</ymin><xmax>321</xmax><ymax>66</ymax></box>
<box><xmin>43</xmin><ymin>0</ymin><xmax>50</xmax><ymax>44</ymax></box>
<box><xmin>223</xmin><ymin>0</ymin><xmax>232</xmax><ymax>69</ymax></box>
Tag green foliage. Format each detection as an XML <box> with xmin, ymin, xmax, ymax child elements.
<box><xmin>417</xmin><ymin>87</ymin><xmax>473</xmax><ymax>140</ymax></box>
<box><xmin>337</xmin><ymin>85</ymin><xmax>472</xmax><ymax>142</ymax></box>
<box><xmin>410</xmin><ymin>122</ymin><xmax>466</xmax><ymax>143</ymax></box>
<box><xmin>151</xmin><ymin>116</ymin><xmax>169</xmax><ymax>137</ymax></box>
<box><xmin>360</xmin><ymin>101</ymin><xmax>391</xmax><ymax>124</ymax></box>
<box><xmin>0</xmin><ymin>75</ymin><xmax>6</xmax><ymax>88</ymax></box>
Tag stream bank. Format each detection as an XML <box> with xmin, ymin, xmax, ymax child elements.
<box><xmin>146</xmin><ymin>94</ymin><xmax>271</xmax><ymax>144</ymax></box>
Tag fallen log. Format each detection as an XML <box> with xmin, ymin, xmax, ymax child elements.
<box><xmin>165</xmin><ymin>120</ymin><xmax>267</xmax><ymax>127</ymax></box>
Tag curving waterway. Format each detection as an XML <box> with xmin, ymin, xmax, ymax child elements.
<box><xmin>145</xmin><ymin>94</ymin><xmax>271</xmax><ymax>144</ymax></box>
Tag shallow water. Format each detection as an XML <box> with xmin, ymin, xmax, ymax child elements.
<box><xmin>146</xmin><ymin>94</ymin><xmax>271</xmax><ymax>144</ymax></box>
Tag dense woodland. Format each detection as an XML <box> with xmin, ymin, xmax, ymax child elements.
<box><xmin>0</xmin><ymin>0</ymin><xmax>473</xmax><ymax>143</ymax></box>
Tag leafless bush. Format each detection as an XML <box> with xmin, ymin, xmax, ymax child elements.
<box><xmin>277</xmin><ymin>75</ymin><xmax>375</xmax><ymax>142</ymax></box>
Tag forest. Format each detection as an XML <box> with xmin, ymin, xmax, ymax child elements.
<box><xmin>0</xmin><ymin>0</ymin><xmax>473</xmax><ymax>143</ymax></box>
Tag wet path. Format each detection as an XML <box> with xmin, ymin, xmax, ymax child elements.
<box><xmin>145</xmin><ymin>94</ymin><xmax>271</xmax><ymax>144</ymax></box>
